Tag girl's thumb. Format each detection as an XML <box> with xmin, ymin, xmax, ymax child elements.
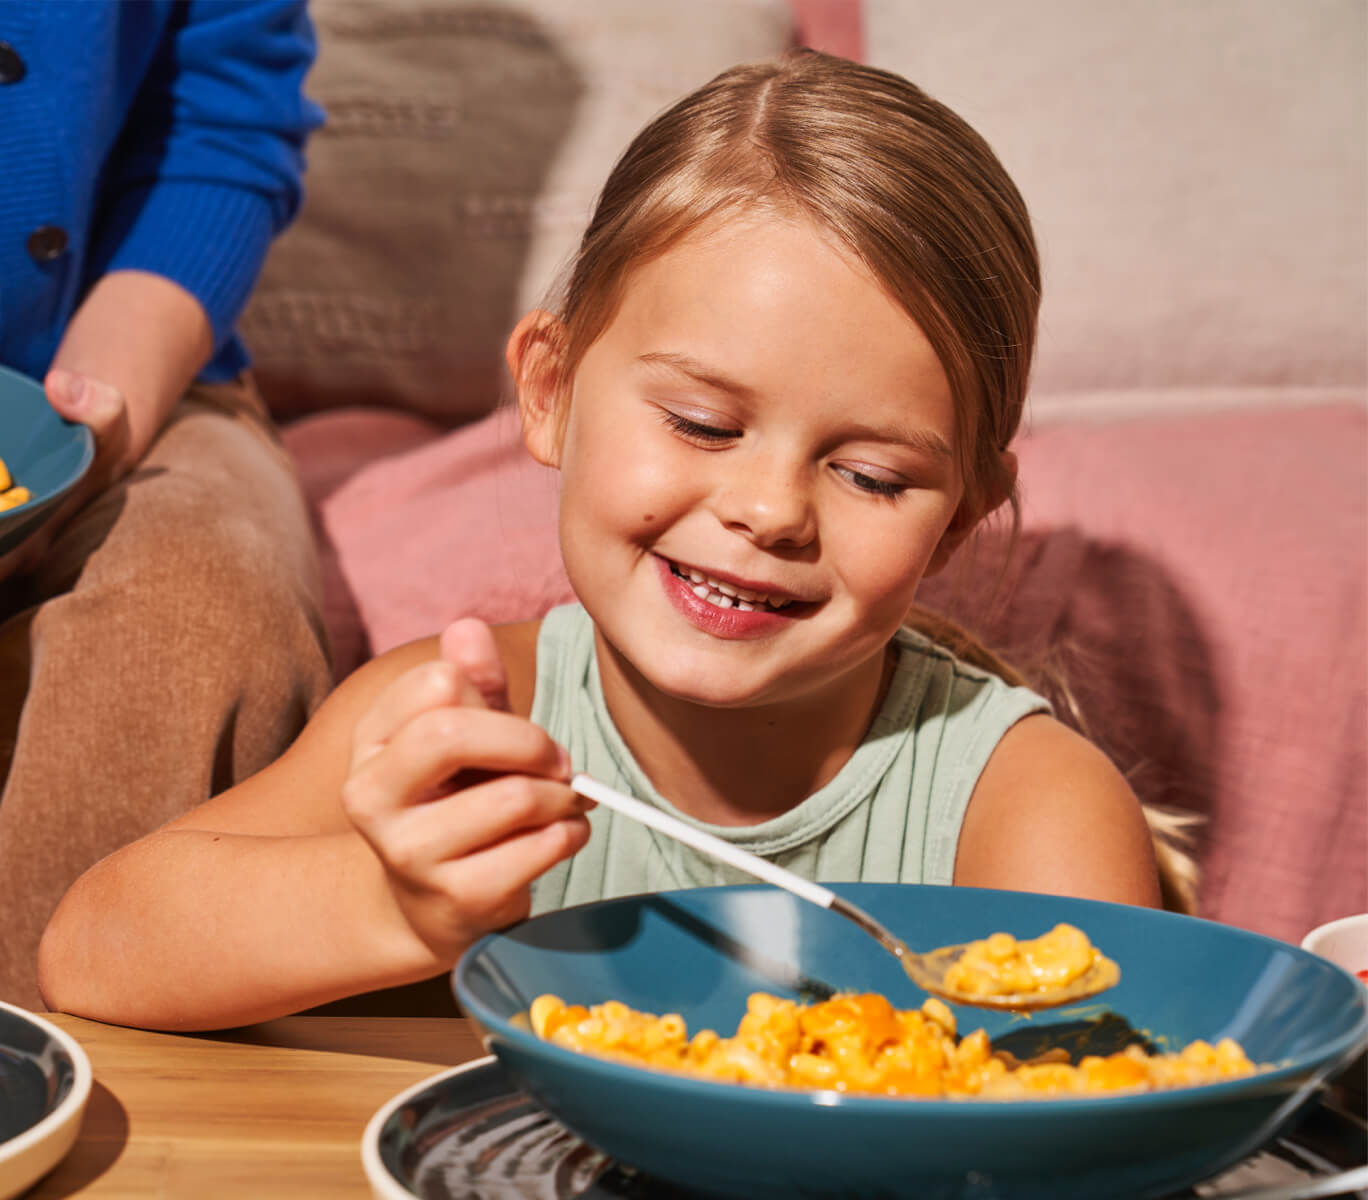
<box><xmin>438</xmin><ymin>617</ymin><xmax>512</xmax><ymax>712</ymax></box>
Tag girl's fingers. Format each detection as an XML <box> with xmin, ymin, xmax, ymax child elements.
<box><xmin>343</xmin><ymin>706</ymin><xmax>568</xmax><ymax>824</ymax></box>
<box><xmin>427</xmin><ymin>815</ymin><xmax>594</xmax><ymax>931</ymax></box>
<box><xmin>350</xmin><ymin>658</ymin><xmax>493</xmax><ymax>770</ymax></box>
<box><xmin>369</xmin><ymin>773</ymin><xmax>590</xmax><ymax>874</ymax></box>
<box><xmin>343</xmin><ymin>618</ymin><xmax>587</xmax><ymax>952</ymax></box>
<box><xmin>439</xmin><ymin>618</ymin><xmax>510</xmax><ymax>713</ymax></box>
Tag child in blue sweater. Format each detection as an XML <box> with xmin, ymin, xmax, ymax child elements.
<box><xmin>0</xmin><ymin>0</ymin><xmax>331</xmax><ymax>1008</ymax></box>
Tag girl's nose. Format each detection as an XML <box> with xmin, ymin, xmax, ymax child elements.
<box><xmin>713</xmin><ymin>458</ymin><xmax>817</xmax><ymax>548</ymax></box>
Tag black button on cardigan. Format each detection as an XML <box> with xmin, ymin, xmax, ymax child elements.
<box><xmin>0</xmin><ymin>42</ymin><xmax>25</xmax><ymax>84</ymax></box>
<box><xmin>26</xmin><ymin>225</ymin><xmax>69</xmax><ymax>262</ymax></box>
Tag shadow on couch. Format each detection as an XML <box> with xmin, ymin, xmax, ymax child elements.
<box><xmin>919</xmin><ymin>524</ymin><xmax>1220</xmax><ymax>903</ymax></box>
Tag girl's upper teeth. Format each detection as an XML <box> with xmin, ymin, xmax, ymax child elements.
<box><xmin>684</xmin><ymin>567</ymin><xmax>791</xmax><ymax>609</ymax></box>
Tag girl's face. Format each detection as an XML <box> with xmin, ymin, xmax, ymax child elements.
<box><xmin>518</xmin><ymin>214</ymin><xmax>967</xmax><ymax>712</ymax></box>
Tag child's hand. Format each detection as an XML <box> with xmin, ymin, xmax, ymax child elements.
<box><xmin>0</xmin><ymin>369</ymin><xmax>130</xmax><ymax>583</ymax></box>
<box><xmin>341</xmin><ymin>618</ymin><xmax>591</xmax><ymax>964</ymax></box>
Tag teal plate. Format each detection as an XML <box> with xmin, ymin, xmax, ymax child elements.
<box><xmin>453</xmin><ymin>884</ymin><xmax>1368</xmax><ymax>1200</ymax></box>
<box><xmin>362</xmin><ymin>1055</ymin><xmax>1367</xmax><ymax>1200</ymax></box>
<box><xmin>0</xmin><ymin>364</ymin><xmax>95</xmax><ymax>556</ymax></box>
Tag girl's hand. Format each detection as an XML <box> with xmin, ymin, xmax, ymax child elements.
<box><xmin>0</xmin><ymin>369</ymin><xmax>131</xmax><ymax>583</ymax></box>
<box><xmin>341</xmin><ymin>618</ymin><xmax>592</xmax><ymax>964</ymax></box>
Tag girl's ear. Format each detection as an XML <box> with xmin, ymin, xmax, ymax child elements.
<box><xmin>506</xmin><ymin>309</ymin><xmax>568</xmax><ymax>468</ymax></box>
<box><xmin>924</xmin><ymin>450</ymin><xmax>1019</xmax><ymax>576</ymax></box>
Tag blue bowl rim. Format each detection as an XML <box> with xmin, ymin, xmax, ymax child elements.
<box><xmin>455</xmin><ymin>883</ymin><xmax>1368</xmax><ymax>1118</ymax></box>
<box><xmin>0</xmin><ymin>363</ymin><xmax>96</xmax><ymax>516</ymax></box>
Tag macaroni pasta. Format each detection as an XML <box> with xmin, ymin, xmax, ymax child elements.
<box><xmin>942</xmin><ymin>923</ymin><xmax>1120</xmax><ymax>998</ymax></box>
<box><xmin>529</xmin><ymin>990</ymin><xmax>1258</xmax><ymax>1099</ymax></box>
<box><xmin>0</xmin><ymin>457</ymin><xmax>30</xmax><ymax>512</ymax></box>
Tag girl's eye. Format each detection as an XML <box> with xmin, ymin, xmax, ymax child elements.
<box><xmin>661</xmin><ymin>410</ymin><xmax>740</xmax><ymax>442</ymax></box>
<box><xmin>834</xmin><ymin>464</ymin><xmax>909</xmax><ymax>498</ymax></box>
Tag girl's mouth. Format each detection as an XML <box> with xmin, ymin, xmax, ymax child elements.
<box><xmin>666</xmin><ymin>560</ymin><xmax>796</xmax><ymax>612</ymax></box>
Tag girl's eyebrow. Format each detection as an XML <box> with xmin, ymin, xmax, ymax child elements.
<box><xmin>637</xmin><ymin>351</ymin><xmax>755</xmax><ymax>398</ymax></box>
<box><xmin>842</xmin><ymin>419</ymin><xmax>954</xmax><ymax>462</ymax></box>
<box><xmin>637</xmin><ymin>351</ymin><xmax>953</xmax><ymax>461</ymax></box>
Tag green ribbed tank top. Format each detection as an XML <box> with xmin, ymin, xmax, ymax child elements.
<box><xmin>528</xmin><ymin>604</ymin><xmax>1049</xmax><ymax>915</ymax></box>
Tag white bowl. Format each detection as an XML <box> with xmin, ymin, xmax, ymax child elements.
<box><xmin>1301</xmin><ymin>913</ymin><xmax>1368</xmax><ymax>1112</ymax></box>
<box><xmin>1301</xmin><ymin>912</ymin><xmax>1368</xmax><ymax>979</ymax></box>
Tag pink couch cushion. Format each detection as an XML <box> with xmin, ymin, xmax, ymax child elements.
<box><xmin>320</xmin><ymin>406</ymin><xmax>572</xmax><ymax>653</ymax></box>
<box><xmin>318</xmin><ymin>400</ymin><xmax>1366</xmax><ymax>942</ymax></box>
<box><xmin>280</xmin><ymin>408</ymin><xmax>445</xmax><ymax>678</ymax></box>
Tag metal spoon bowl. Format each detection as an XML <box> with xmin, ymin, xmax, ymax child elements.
<box><xmin>569</xmin><ymin>774</ymin><xmax>1120</xmax><ymax>1012</ymax></box>
<box><xmin>827</xmin><ymin>892</ymin><xmax>1121</xmax><ymax>1011</ymax></box>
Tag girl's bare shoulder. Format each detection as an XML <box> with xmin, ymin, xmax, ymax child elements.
<box><xmin>953</xmin><ymin>713</ymin><xmax>1162</xmax><ymax>908</ymax></box>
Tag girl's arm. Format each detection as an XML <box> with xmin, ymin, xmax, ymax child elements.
<box><xmin>36</xmin><ymin>620</ymin><xmax>586</xmax><ymax>1031</ymax></box>
<box><xmin>953</xmin><ymin>714</ymin><xmax>1163</xmax><ymax>908</ymax></box>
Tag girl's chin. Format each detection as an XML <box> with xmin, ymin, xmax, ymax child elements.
<box><xmin>642</xmin><ymin>684</ymin><xmax>780</xmax><ymax>712</ymax></box>
<box><xmin>613</xmin><ymin>624</ymin><xmax>895</xmax><ymax>716</ymax></box>
<box><xmin>605</xmin><ymin>640</ymin><xmax>783</xmax><ymax>710</ymax></box>
<box><xmin>616</xmin><ymin>650</ymin><xmax>741</xmax><ymax>699</ymax></box>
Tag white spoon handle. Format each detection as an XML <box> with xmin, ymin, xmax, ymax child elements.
<box><xmin>570</xmin><ymin>774</ymin><xmax>838</xmax><ymax>910</ymax></box>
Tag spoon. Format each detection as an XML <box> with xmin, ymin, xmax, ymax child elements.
<box><xmin>570</xmin><ymin>774</ymin><xmax>1119</xmax><ymax>1012</ymax></box>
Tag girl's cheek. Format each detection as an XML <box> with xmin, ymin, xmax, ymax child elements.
<box><xmin>596</xmin><ymin>435</ymin><xmax>698</xmax><ymax>510</ymax></box>
<box><xmin>839</xmin><ymin>511</ymin><xmax>947</xmax><ymax>596</ymax></box>
<box><xmin>560</xmin><ymin>454</ymin><xmax>669</xmax><ymax>540</ymax></box>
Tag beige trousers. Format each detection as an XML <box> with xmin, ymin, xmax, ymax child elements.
<box><xmin>0</xmin><ymin>374</ymin><xmax>333</xmax><ymax>1010</ymax></box>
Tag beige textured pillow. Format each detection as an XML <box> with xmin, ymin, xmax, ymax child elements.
<box><xmin>243</xmin><ymin>0</ymin><xmax>795</xmax><ymax>426</ymax></box>
<box><xmin>864</xmin><ymin>0</ymin><xmax>1367</xmax><ymax>398</ymax></box>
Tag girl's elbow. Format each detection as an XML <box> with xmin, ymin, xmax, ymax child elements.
<box><xmin>36</xmin><ymin>888</ymin><xmax>111</xmax><ymax>1019</ymax></box>
<box><xmin>35</xmin><ymin>917</ymin><xmax>76</xmax><ymax>1014</ymax></box>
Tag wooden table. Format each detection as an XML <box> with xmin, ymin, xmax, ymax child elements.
<box><xmin>29</xmin><ymin>1014</ymin><xmax>487</xmax><ymax>1198</ymax></box>
<box><xmin>28</xmin><ymin>1013</ymin><xmax>1367</xmax><ymax>1199</ymax></box>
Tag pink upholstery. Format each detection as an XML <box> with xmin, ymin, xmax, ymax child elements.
<box><xmin>317</xmin><ymin>406</ymin><xmax>570</xmax><ymax>672</ymax></box>
<box><xmin>302</xmin><ymin>402</ymin><xmax>1368</xmax><ymax>942</ymax></box>
<box><xmin>280</xmin><ymin>409</ymin><xmax>443</xmax><ymax>676</ymax></box>
<box><xmin>790</xmin><ymin>0</ymin><xmax>863</xmax><ymax>57</ymax></box>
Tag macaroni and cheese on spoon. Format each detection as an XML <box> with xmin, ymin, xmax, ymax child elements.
<box><xmin>569</xmin><ymin>775</ymin><xmax>1119</xmax><ymax>1011</ymax></box>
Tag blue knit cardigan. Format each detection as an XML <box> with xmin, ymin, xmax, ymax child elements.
<box><xmin>0</xmin><ymin>0</ymin><xmax>323</xmax><ymax>382</ymax></box>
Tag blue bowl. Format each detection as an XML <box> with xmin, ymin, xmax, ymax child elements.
<box><xmin>454</xmin><ymin>884</ymin><xmax>1368</xmax><ymax>1200</ymax></box>
<box><xmin>0</xmin><ymin>365</ymin><xmax>95</xmax><ymax>556</ymax></box>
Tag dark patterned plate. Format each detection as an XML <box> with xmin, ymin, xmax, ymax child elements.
<box><xmin>0</xmin><ymin>1002</ymin><xmax>92</xmax><ymax>1200</ymax></box>
<box><xmin>363</xmin><ymin>1056</ymin><xmax>1367</xmax><ymax>1200</ymax></box>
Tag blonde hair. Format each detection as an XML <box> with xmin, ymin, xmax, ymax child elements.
<box><xmin>551</xmin><ymin>50</ymin><xmax>1035</xmax><ymax>527</ymax></box>
<box><xmin>538</xmin><ymin>50</ymin><xmax>1197</xmax><ymax>911</ymax></box>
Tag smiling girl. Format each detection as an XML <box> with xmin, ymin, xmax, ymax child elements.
<box><xmin>38</xmin><ymin>51</ymin><xmax>1170</xmax><ymax>1031</ymax></box>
